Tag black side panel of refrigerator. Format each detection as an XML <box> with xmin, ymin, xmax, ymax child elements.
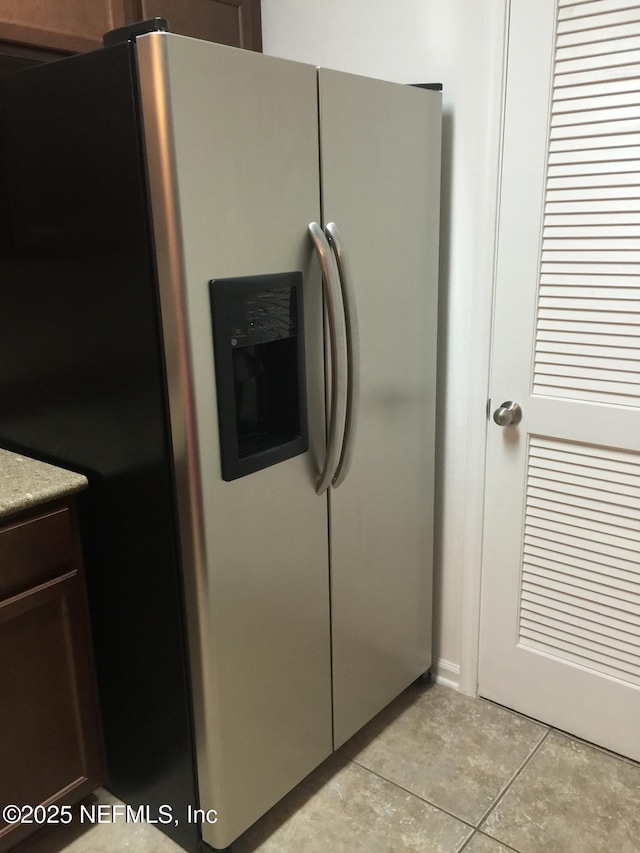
<box><xmin>0</xmin><ymin>45</ymin><xmax>200</xmax><ymax>851</ymax></box>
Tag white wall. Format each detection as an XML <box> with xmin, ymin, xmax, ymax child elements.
<box><xmin>262</xmin><ymin>0</ymin><xmax>507</xmax><ymax>689</ymax></box>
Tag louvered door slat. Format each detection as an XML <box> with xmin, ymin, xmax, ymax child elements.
<box><xmin>536</xmin><ymin>365</ymin><xmax>640</xmax><ymax>386</ymax></box>
<box><xmin>559</xmin><ymin>0</ymin><xmax>639</xmax><ymax>19</ymax></box>
<box><xmin>527</xmin><ymin>504</ymin><xmax>640</xmax><ymax>546</ymax></box>
<box><xmin>519</xmin><ymin>626</ymin><xmax>640</xmax><ymax>684</ymax></box>
<box><xmin>524</xmin><ymin>552</ymin><xmax>640</xmax><ymax>600</ymax></box>
<box><xmin>525</xmin><ymin>539</ymin><xmax>640</xmax><ymax>584</ymax></box>
<box><xmin>557</xmin><ymin>41</ymin><xmax>640</xmax><ymax>64</ymax></box>
<box><xmin>530</xmin><ymin>438</ymin><xmax>640</xmax><ymax>469</ymax></box>
<box><xmin>555</xmin><ymin>57</ymin><xmax>640</xmax><ymax>84</ymax></box>
<box><xmin>522</xmin><ymin>602</ymin><xmax>640</xmax><ymax>652</ymax></box>
<box><xmin>524</xmin><ymin>527</ymin><xmax>637</xmax><ymax>569</ymax></box>
<box><xmin>519</xmin><ymin>437</ymin><xmax>640</xmax><ymax>687</ymax></box>
<box><xmin>528</xmin><ymin>464</ymin><xmax>640</xmax><ymax>500</ymax></box>
<box><xmin>530</xmin><ymin>450</ymin><xmax>640</xmax><ymax>485</ymax></box>
<box><xmin>546</xmin><ymin>204</ymin><xmax>640</xmax><ymax>217</ymax></box>
<box><xmin>526</xmin><ymin>517</ymin><xmax>639</xmax><ymax>558</ymax></box>
<box><xmin>522</xmin><ymin>585</ymin><xmax>638</xmax><ymax>631</ymax></box>
<box><xmin>539</xmin><ymin>294</ymin><xmax>640</xmax><ymax>309</ymax></box>
<box><xmin>549</xmin><ymin>162</ymin><xmax>640</xmax><ymax>177</ymax></box>
<box><xmin>532</xmin><ymin>385</ymin><xmax>640</xmax><ymax>404</ymax></box>
<box><xmin>555</xmin><ymin>80</ymin><xmax>640</xmax><ymax>101</ymax></box>
<box><xmin>534</xmin><ymin>377</ymin><xmax>640</xmax><ymax>400</ymax></box>
<box><xmin>540</xmin><ymin>284</ymin><xmax>640</xmax><ymax>297</ymax></box>
<box><xmin>539</xmin><ymin>307</ymin><xmax>640</xmax><ymax>323</ymax></box>
<box><xmin>547</xmin><ymin>171</ymin><xmax>640</xmax><ymax>188</ymax></box>
<box><xmin>522</xmin><ymin>574</ymin><xmax>639</xmax><ymax>619</ymax></box>
<box><xmin>547</xmin><ymin>186</ymin><xmax>640</xmax><ymax>201</ymax></box>
<box><xmin>520</xmin><ymin>616</ymin><xmax>640</xmax><ymax>667</ymax></box>
<box><xmin>558</xmin><ymin>22</ymin><xmax>640</xmax><ymax>48</ymax></box>
<box><xmin>550</xmin><ymin>145</ymin><xmax>640</xmax><ymax>163</ymax></box>
<box><xmin>552</xmin><ymin>103</ymin><xmax>640</xmax><ymax>125</ymax></box>
<box><xmin>528</xmin><ymin>476</ymin><xmax>640</xmax><ymax>512</ymax></box>
<box><xmin>544</xmin><ymin>214</ymin><xmax>640</xmax><ymax>226</ymax></box>
<box><xmin>527</xmin><ymin>486</ymin><xmax>640</xmax><ymax>521</ymax></box>
<box><xmin>540</xmin><ymin>259</ymin><xmax>640</xmax><ymax>272</ymax></box>
<box><xmin>550</xmin><ymin>131</ymin><xmax>640</xmax><ymax>151</ymax></box>
<box><xmin>537</xmin><ymin>354</ymin><xmax>640</xmax><ymax>374</ymax></box>
<box><xmin>537</xmin><ymin>332</ymin><xmax>640</xmax><ymax>352</ymax></box>
<box><xmin>554</xmin><ymin>90</ymin><xmax>640</xmax><ymax>111</ymax></box>
<box><xmin>542</xmin><ymin>275</ymin><xmax>640</xmax><ymax>291</ymax></box>
<box><xmin>543</xmin><ymin>235</ymin><xmax>640</xmax><ymax>248</ymax></box>
<box><xmin>559</xmin><ymin>5</ymin><xmax>640</xmax><ymax>27</ymax></box>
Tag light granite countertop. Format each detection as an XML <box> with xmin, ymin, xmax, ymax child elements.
<box><xmin>0</xmin><ymin>449</ymin><xmax>88</xmax><ymax>520</ymax></box>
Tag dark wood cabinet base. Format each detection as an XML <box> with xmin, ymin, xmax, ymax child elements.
<box><xmin>0</xmin><ymin>502</ymin><xmax>104</xmax><ymax>852</ymax></box>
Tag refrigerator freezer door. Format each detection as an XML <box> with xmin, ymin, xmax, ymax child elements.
<box><xmin>136</xmin><ymin>34</ymin><xmax>332</xmax><ymax>849</ymax></box>
<box><xmin>318</xmin><ymin>69</ymin><xmax>442</xmax><ymax>748</ymax></box>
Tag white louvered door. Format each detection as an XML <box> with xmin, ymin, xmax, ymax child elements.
<box><xmin>479</xmin><ymin>0</ymin><xmax>640</xmax><ymax>761</ymax></box>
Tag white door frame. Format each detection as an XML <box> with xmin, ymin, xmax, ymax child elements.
<box><xmin>458</xmin><ymin>0</ymin><xmax>510</xmax><ymax>696</ymax></box>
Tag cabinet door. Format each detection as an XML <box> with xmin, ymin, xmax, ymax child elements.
<box><xmin>0</xmin><ymin>1</ymin><xmax>126</xmax><ymax>56</ymax></box>
<box><xmin>0</xmin><ymin>0</ymin><xmax>261</xmax><ymax>60</ymax></box>
<box><xmin>0</xmin><ymin>572</ymin><xmax>104</xmax><ymax>849</ymax></box>
<box><xmin>127</xmin><ymin>0</ymin><xmax>262</xmax><ymax>50</ymax></box>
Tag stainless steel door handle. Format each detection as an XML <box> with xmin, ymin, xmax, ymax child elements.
<box><xmin>325</xmin><ymin>222</ymin><xmax>359</xmax><ymax>489</ymax></box>
<box><xmin>493</xmin><ymin>401</ymin><xmax>523</xmax><ymax>426</ymax></box>
<box><xmin>309</xmin><ymin>222</ymin><xmax>348</xmax><ymax>495</ymax></box>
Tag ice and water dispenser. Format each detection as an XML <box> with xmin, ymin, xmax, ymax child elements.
<box><xmin>209</xmin><ymin>272</ymin><xmax>308</xmax><ymax>481</ymax></box>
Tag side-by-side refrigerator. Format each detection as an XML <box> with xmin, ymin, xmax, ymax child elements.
<box><xmin>0</xmin><ymin>28</ymin><xmax>441</xmax><ymax>852</ymax></box>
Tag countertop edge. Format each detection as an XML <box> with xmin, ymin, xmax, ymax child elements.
<box><xmin>0</xmin><ymin>449</ymin><xmax>88</xmax><ymax>520</ymax></box>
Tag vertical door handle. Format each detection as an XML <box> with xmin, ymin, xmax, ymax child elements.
<box><xmin>326</xmin><ymin>222</ymin><xmax>359</xmax><ymax>488</ymax></box>
<box><xmin>309</xmin><ymin>222</ymin><xmax>348</xmax><ymax>495</ymax></box>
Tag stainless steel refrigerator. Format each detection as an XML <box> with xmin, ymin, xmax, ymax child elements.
<box><xmin>0</xmin><ymin>25</ymin><xmax>441</xmax><ymax>852</ymax></box>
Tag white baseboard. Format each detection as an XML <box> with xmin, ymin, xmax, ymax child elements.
<box><xmin>431</xmin><ymin>658</ymin><xmax>461</xmax><ymax>690</ymax></box>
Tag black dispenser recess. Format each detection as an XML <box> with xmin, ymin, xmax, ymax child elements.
<box><xmin>210</xmin><ymin>272</ymin><xmax>308</xmax><ymax>481</ymax></box>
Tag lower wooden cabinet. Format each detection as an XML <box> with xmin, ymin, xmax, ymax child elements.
<box><xmin>0</xmin><ymin>503</ymin><xmax>104</xmax><ymax>851</ymax></box>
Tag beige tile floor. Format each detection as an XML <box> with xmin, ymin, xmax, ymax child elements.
<box><xmin>21</xmin><ymin>682</ymin><xmax>640</xmax><ymax>853</ymax></box>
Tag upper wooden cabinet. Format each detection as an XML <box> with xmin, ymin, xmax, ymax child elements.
<box><xmin>127</xmin><ymin>0</ymin><xmax>262</xmax><ymax>51</ymax></box>
<box><xmin>0</xmin><ymin>0</ymin><xmax>261</xmax><ymax>60</ymax></box>
<box><xmin>0</xmin><ymin>1</ymin><xmax>126</xmax><ymax>56</ymax></box>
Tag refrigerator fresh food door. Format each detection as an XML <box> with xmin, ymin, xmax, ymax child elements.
<box><xmin>136</xmin><ymin>33</ymin><xmax>332</xmax><ymax>849</ymax></box>
<box><xmin>318</xmin><ymin>68</ymin><xmax>442</xmax><ymax>748</ymax></box>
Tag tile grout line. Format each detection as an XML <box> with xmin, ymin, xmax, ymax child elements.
<box><xmin>345</xmin><ymin>720</ymin><xmax>553</xmax><ymax>850</ymax></box>
<box><xmin>457</xmin><ymin>828</ymin><xmax>523</xmax><ymax>853</ymax></box>
<box><xmin>456</xmin><ymin>831</ymin><xmax>477</xmax><ymax>853</ymax></box>
<box><xmin>345</xmin><ymin>756</ymin><xmax>479</xmax><ymax>832</ymax></box>
<box><xmin>347</xmin><ymin>725</ymin><xmax>552</xmax><ymax>836</ymax></box>
<box><xmin>456</xmin><ymin>829</ymin><xmax>480</xmax><ymax>853</ymax></box>
<box><xmin>346</xmin><ymin>751</ymin><xmax>534</xmax><ymax>853</ymax></box>
<box><xmin>345</xmin><ymin>724</ymin><xmax>553</xmax><ymax>836</ymax></box>
<box><xmin>475</xmin><ymin>727</ymin><xmax>552</xmax><ymax>831</ymax></box>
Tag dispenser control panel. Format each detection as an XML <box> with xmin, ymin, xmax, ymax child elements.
<box><xmin>228</xmin><ymin>288</ymin><xmax>298</xmax><ymax>346</ymax></box>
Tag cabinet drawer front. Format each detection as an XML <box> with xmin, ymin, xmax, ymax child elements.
<box><xmin>0</xmin><ymin>507</ymin><xmax>75</xmax><ymax>598</ymax></box>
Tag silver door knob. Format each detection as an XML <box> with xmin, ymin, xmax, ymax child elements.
<box><xmin>493</xmin><ymin>401</ymin><xmax>522</xmax><ymax>426</ymax></box>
